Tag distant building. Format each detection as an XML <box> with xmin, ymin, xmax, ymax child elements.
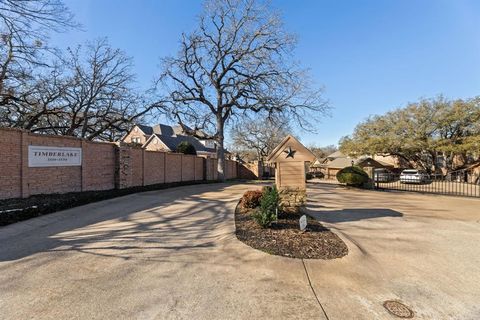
<box><xmin>312</xmin><ymin>151</ymin><xmax>394</xmax><ymax>179</ymax></box>
<box><xmin>121</xmin><ymin>124</ymin><xmax>217</xmax><ymax>158</ymax></box>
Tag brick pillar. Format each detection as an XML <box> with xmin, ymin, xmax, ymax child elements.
<box><xmin>205</xmin><ymin>158</ymin><xmax>212</xmax><ymax>180</ymax></box>
<box><xmin>180</xmin><ymin>154</ymin><xmax>183</xmax><ymax>182</ymax></box>
<box><xmin>20</xmin><ymin>131</ymin><xmax>29</xmax><ymax>198</ymax></box>
<box><xmin>193</xmin><ymin>156</ymin><xmax>196</xmax><ymax>181</ymax></box>
<box><xmin>115</xmin><ymin>144</ymin><xmax>132</xmax><ymax>189</ymax></box>
<box><xmin>142</xmin><ymin>149</ymin><xmax>146</xmax><ymax>186</ymax></box>
<box><xmin>81</xmin><ymin>140</ymin><xmax>87</xmax><ymax>191</ymax></box>
<box><xmin>163</xmin><ymin>152</ymin><xmax>167</xmax><ymax>183</ymax></box>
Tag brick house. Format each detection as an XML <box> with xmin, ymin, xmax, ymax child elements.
<box><xmin>314</xmin><ymin>151</ymin><xmax>394</xmax><ymax>179</ymax></box>
<box><xmin>121</xmin><ymin>124</ymin><xmax>217</xmax><ymax>158</ymax></box>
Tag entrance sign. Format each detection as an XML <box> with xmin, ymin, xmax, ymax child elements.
<box><xmin>28</xmin><ymin>146</ymin><xmax>82</xmax><ymax>167</ymax></box>
<box><xmin>266</xmin><ymin>135</ymin><xmax>316</xmax><ymax>212</ymax></box>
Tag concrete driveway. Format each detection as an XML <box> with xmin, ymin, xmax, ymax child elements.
<box><xmin>305</xmin><ymin>182</ymin><xmax>480</xmax><ymax>320</ymax></box>
<box><xmin>1</xmin><ymin>182</ymin><xmax>479</xmax><ymax>319</ymax></box>
<box><xmin>0</xmin><ymin>183</ymin><xmax>325</xmax><ymax>320</ymax></box>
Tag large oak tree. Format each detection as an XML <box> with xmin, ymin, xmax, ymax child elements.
<box><xmin>156</xmin><ymin>0</ymin><xmax>328</xmax><ymax>181</ymax></box>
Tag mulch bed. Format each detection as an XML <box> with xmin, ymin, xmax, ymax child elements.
<box><xmin>0</xmin><ymin>180</ymin><xmax>218</xmax><ymax>227</ymax></box>
<box><xmin>235</xmin><ymin>206</ymin><xmax>348</xmax><ymax>259</ymax></box>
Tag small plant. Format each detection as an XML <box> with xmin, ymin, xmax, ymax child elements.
<box><xmin>176</xmin><ymin>141</ymin><xmax>197</xmax><ymax>155</ymax></box>
<box><xmin>336</xmin><ymin>166</ymin><xmax>369</xmax><ymax>186</ymax></box>
<box><xmin>306</xmin><ymin>172</ymin><xmax>313</xmax><ymax>180</ymax></box>
<box><xmin>252</xmin><ymin>185</ymin><xmax>279</xmax><ymax>228</ymax></box>
<box><xmin>240</xmin><ymin>190</ymin><xmax>263</xmax><ymax>208</ymax></box>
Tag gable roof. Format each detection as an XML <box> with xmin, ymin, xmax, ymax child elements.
<box><xmin>311</xmin><ymin>158</ymin><xmax>326</xmax><ymax>167</ymax></box>
<box><xmin>267</xmin><ymin>135</ymin><xmax>316</xmax><ymax>163</ymax></box>
<box><xmin>137</xmin><ymin>124</ymin><xmax>154</xmax><ymax>136</ymax></box>
<box><xmin>320</xmin><ymin>156</ymin><xmax>390</xmax><ymax>169</ymax></box>
<box><xmin>326</xmin><ymin>150</ymin><xmax>344</xmax><ymax>159</ymax></box>
<box><xmin>148</xmin><ymin>133</ymin><xmax>216</xmax><ymax>154</ymax></box>
<box><xmin>151</xmin><ymin>124</ymin><xmax>192</xmax><ymax>136</ymax></box>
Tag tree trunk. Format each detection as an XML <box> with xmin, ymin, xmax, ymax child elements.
<box><xmin>217</xmin><ymin>116</ymin><xmax>226</xmax><ymax>182</ymax></box>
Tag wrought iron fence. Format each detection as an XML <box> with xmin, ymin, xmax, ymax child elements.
<box><xmin>374</xmin><ymin>170</ymin><xmax>480</xmax><ymax>198</ymax></box>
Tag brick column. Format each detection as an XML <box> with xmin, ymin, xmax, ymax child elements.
<box><xmin>205</xmin><ymin>158</ymin><xmax>212</xmax><ymax>180</ymax></box>
<box><xmin>81</xmin><ymin>140</ymin><xmax>87</xmax><ymax>191</ymax></box>
<box><xmin>20</xmin><ymin>131</ymin><xmax>29</xmax><ymax>198</ymax></box>
<box><xmin>115</xmin><ymin>145</ymin><xmax>132</xmax><ymax>189</ymax></box>
<box><xmin>142</xmin><ymin>149</ymin><xmax>146</xmax><ymax>186</ymax></box>
<box><xmin>163</xmin><ymin>152</ymin><xmax>167</xmax><ymax>183</ymax></box>
<box><xmin>180</xmin><ymin>154</ymin><xmax>183</xmax><ymax>182</ymax></box>
<box><xmin>193</xmin><ymin>156</ymin><xmax>196</xmax><ymax>181</ymax></box>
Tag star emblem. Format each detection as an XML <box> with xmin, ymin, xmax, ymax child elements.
<box><xmin>283</xmin><ymin>146</ymin><xmax>296</xmax><ymax>159</ymax></box>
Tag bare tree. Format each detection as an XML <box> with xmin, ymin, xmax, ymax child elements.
<box><xmin>1</xmin><ymin>38</ymin><xmax>152</xmax><ymax>141</ymax></box>
<box><xmin>156</xmin><ymin>0</ymin><xmax>328</xmax><ymax>181</ymax></box>
<box><xmin>308</xmin><ymin>144</ymin><xmax>338</xmax><ymax>159</ymax></box>
<box><xmin>56</xmin><ymin>39</ymin><xmax>150</xmax><ymax>141</ymax></box>
<box><xmin>0</xmin><ymin>62</ymin><xmax>69</xmax><ymax>129</ymax></box>
<box><xmin>0</xmin><ymin>0</ymin><xmax>76</xmax><ymax>106</ymax></box>
<box><xmin>230</xmin><ymin>115</ymin><xmax>291</xmax><ymax>161</ymax></box>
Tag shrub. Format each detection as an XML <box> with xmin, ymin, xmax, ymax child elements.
<box><xmin>240</xmin><ymin>190</ymin><xmax>263</xmax><ymax>208</ymax></box>
<box><xmin>306</xmin><ymin>172</ymin><xmax>313</xmax><ymax>180</ymax></box>
<box><xmin>176</xmin><ymin>141</ymin><xmax>197</xmax><ymax>155</ymax></box>
<box><xmin>336</xmin><ymin>166</ymin><xmax>369</xmax><ymax>186</ymax></box>
<box><xmin>252</xmin><ymin>185</ymin><xmax>279</xmax><ymax>228</ymax></box>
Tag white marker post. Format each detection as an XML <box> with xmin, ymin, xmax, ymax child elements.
<box><xmin>299</xmin><ymin>215</ymin><xmax>307</xmax><ymax>231</ymax></box>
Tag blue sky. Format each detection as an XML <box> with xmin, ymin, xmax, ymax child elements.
<box><xmin>51</xmin><ymin>0</ymin><xmax>480</xmax><ymax>146</ymax></box>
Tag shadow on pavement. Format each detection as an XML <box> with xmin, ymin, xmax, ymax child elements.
<box><xmin>0</xmin><ymin>183</ymin><xmax>240</xmax><ymax>263</ymax></box>
<box><xmin>306</xmin><ymin>208</ymin><xmax>403</xmax><ymax>223</ymax></box>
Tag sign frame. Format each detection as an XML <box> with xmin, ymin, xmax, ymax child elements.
<box><xmin>28</xmin><ymin>145</ymin><xmax>82</xmax><ymax>167</ymax></box>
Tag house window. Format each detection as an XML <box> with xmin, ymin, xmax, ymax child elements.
<box><xmin>132</xmin><ymin>137</ymin><xmax>141</xmax><ymax>144</ymax></box>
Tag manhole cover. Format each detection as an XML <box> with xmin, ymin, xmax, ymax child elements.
<box><xmin>383</xmin><ymin>300</ymin><xmax>414</xmax><ymax>318</ymax></box>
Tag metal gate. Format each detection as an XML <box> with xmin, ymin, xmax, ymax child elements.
<box><xmin>374</xmin><ymin>169</ymin><xmax>480</xmax><ymax>198</ymax></box>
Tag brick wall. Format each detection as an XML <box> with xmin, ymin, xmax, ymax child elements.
<box><xmin>237</xmin><ymin>161</ymin><xmax>275</xmax><ymax>180</ymax></box>
<box><xmin>82</xmin><ymin>141</ymin><xmax>116</xmax><ymax>191</ymax></box>
<box><xmin>0</xmin><ymin>129</ymin><xmax>22</xmax><ymax>199</ymax></box>
<box><xmin>144</xmin><ymin>151</ymin><xmax>166</xmax><ymax>185</ymax></box>
<box><xmin>195</xmin><ymin>157</ymin><xmax>204</xmax><ymax>181</ymax></box>
<box><xmin>0</xmin><ymin>128</ymin><xmax>244</xmax><ymax>200</ymax></box>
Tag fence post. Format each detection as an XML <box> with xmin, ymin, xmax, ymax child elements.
<box><xmin>364</xmin><ymin>166</ymin><xmax>374</xmax><ymax>189</ymax></box>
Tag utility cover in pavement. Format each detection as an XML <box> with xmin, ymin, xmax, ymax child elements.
<box><xmin>383</xmin><ymin>300</ymin><xmax>414</xmax><ymax>318</ymax></box>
